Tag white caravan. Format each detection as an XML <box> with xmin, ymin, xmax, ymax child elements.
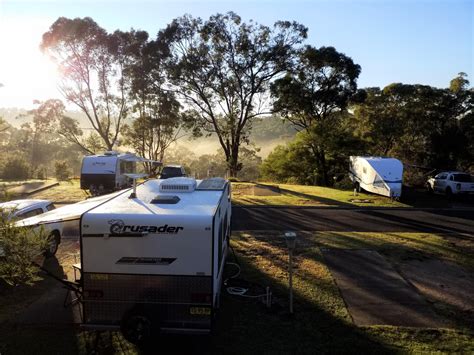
<box><xmin>349</xmin><ymin>156</ymin><xmax>403</xmax><ymax>198</ymax></box>
<box><xmin>80</xmin><ymin>151</ymin><xmax>155</xmax><ymax>195</ymax></box>
<box><xmin>19</xmin><ymin>177</ymin><xmax>231</xmax><ymax>342</ymax></box>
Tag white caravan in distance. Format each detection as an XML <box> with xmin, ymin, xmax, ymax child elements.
<box><xmin>80</xmin><ymin>151</ymin><xmax>160</xmax><ymax>195</ymax></box>
<box><xmin>20</xmin><ymin>177</ymin><xmax>231</xmax><ymax>343</ymax></box>
<box><xmin>349</xmin><ymin>156</ymin><xmax>404</xmax><ymax>198</ymax></box>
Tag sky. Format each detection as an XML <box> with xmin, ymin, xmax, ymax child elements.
<box><xmin>0</xmin><ymin>0</ymin><xmax>472</xmax><ymax>108</ymax></box>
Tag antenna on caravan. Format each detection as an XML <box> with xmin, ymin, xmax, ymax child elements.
<box><xmin>122</xmin><ymin>156</ymin><xmax>161</xmax><ymax>198</ymax></box>
<box><xmin>124</xmin><ymin>173</ymin><xmax>148</xmax><ymax>198</ymax></box>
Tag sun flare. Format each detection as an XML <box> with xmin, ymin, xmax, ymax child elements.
<box><xmin>0</xmin><ymin>17</ymin><xmax>61</xmax><ymax>108</ymax></box>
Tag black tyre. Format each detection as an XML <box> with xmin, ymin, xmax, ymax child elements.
<box><xmin>445</xmin><ymin>187</ymin><xmax>453</xmax><ymax>199</ymax></box>
<box><xmin>44</xmin><ymin>231</ymin><xmax>60</xmax><ymax>258</ymax></box>
<box><xmin>426</xmin><ymin>183</ymin><xmax>433</xmax><ymax>194</ymax></box>
<box><xmin>121</xmin><ymin>310</ymin><xmax>153</xmax><ymax>345</ymax></box>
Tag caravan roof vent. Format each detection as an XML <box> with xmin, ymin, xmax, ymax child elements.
<box><xmin>150</xmin><ymin>195</ymin><xmax>181</xmax><ymax>204</ymax></box>
<box><xmin>159</xmin><ymin>177</ymin><xmax>197</xmax><ymax>193</ymax></box>
<box><xmin>104</xmin><ymin>151</ymin><xmax>119</xmax><ymax>156</ymax></box>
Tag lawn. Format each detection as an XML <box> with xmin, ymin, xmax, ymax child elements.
<box><xmin>2</xmin><ymin>231</ymin><xmax>472</xmax><ymax>354</ymax></box>
<box><xmin>30</xmin><ymin>179</ymin><xmax>88</xmax><ymax>203</ymax></box>
<box><xmin>232</xmin><ymin>182</ymin><xmax>409</xmax><ymax>207</ymax></box>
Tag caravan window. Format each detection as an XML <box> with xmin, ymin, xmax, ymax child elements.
<box><xmin>120</xmin><ymin>161</ymin><xmax>135</xmax><ymax>174</ymax></box>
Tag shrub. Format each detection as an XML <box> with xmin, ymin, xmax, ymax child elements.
<box><xmin>54</xmin><ymin>160</ymin><xmax>71</xmax><ymax>181</ymax></box>
<box><xmin>0</xmin><ymin>157</ymin><xmax>30</xmax><ymax>180</ymax></box>
<box><xmin>0</xmin><ymin>215</ymin><xmax>49</xmax><ymax>286</ymax></box>
<box><xmin>36</xmin><ymin>166</ymin><xmax>47</xmax><ymax>180</ymax></box>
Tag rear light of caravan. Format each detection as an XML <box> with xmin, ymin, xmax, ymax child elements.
<box><xmin>191</xmin><ymin>293</ymin><xmax>212</xmax><ymax>303</ymax></box>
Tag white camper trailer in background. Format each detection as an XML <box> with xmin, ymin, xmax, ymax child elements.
<box><xmin>80</xmin><ymin>152</ymin><xmax>160</xmax><ymax>195</ymax></box>
<box><xmin>80</xmin><ymin>152</ymin><xmax>137</xmax><ymax>194</ymax></box>
<box><xmin>349</xmin><ymin>156</ymin><xmax>404</xmax><ymax>198</ymax></box>
<box><xmin>19</xmin><ymin>177</ymin><xmax>231</xmax><ymax>342</ymax></box>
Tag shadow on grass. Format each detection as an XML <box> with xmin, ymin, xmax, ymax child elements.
<box><xmin>210</xmin><ymin>235</ymin><xmax>394</xmax><ymax>354</ymax></box>
<box><xmin>360</xmin><ymin>210</ymin><xmax>474</xmax><ymax>234</ymax></box>
<box><xmin>0</xmin><ymin>256</ymin><xmax>79</xmax><ymax>354</ymax></box>
<box><xmin>401</xmin><ymin>187</ymin><xmax>474</xmax><ymax>209</ymax></box>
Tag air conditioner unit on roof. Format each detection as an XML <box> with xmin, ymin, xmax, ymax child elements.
<box><xmin>159</xmin><ymin>177</ymin><xmax>197</xmax><ymax>193</ymax></box>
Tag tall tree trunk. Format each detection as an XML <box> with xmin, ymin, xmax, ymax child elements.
<box><xmin>227</xmin><ymin>143</ymin><xmax>241</xmax><ymax>177</ymax></box>
<box><xmin>309</xmin><ymin>142</ymin><xmax>329</xmax><ymax>186</ymax></box>
<box><xmin>318</xmin><ymin>148</ymin><xmax>329</xmax><ymax>186</ymax></box>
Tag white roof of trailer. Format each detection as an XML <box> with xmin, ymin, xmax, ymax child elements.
<box><xmin>89</xmin><ymin>179</ymin><xmax>224</xmax><ymax>217</ymax></box>
<box><xmin>359</xmin><ymin>157</ymin><xmax>403</xmax><ymax>181</ymax></box>
<box><xmin>17</xmin><ymin>178</ymin><xmax>227</xmax><ymax>227</ymax></box>
<box><xmin>17</xmin><ymin>190</ymin><xmax>127</xmax><ymax>226</ymax></box>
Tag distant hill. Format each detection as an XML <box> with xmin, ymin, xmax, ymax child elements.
<box><xmin>173</xmin><ymin>116</ymin><xmax>297</xmax><ymax>158</ymax></box>
<box><xmin>0</xmin><ymin>107</ymin><xmax>92</xmax><ymax>128</ymax></box>
<box><xmin>1</xmin><ymin>108</ymin><xmax>296</xmax><ymax>158</ymax></box>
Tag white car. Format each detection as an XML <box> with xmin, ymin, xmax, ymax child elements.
<box><xmin>427</xmin><ymin>172</ymin><xmax>474</xmax><ymax>197</ymax></box>
<box><xmin>0</xmin><ymin>199</ymin><xmax>62</xmax><ymax>257</ymax></box>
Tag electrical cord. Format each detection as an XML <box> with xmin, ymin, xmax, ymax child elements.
<box><xmin>224</xmin><ymin>245</ymin><xmax>269</xmax><ymax>300</ymax></box>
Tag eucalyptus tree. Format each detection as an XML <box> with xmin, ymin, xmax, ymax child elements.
<box><xmin>41</xmin><ymin>17</ymin><xmax>129</xmax><ymax>151</ymax></box>
<box><xmin>158</xmin><ymin>12</ymin><xmax>307</xmax><ymax>176</ymax></box>
<box><xmin>116</xmin><ymin>30</ymin><xmax>186</xmax><ymax>175</ymax></box>
<box><xmin>271</xmin><ymin>46</ymin><xmax>361</xmax><ymax>185</ymax></box>
<box><xmin>25</xmin><ymin>99</ymin><xmax>97</xmax><ymax>155</ymax></box>
<box><xmin>353</xmin><ymin>74</ymin><xmax>474</xmax><ymax>171</ymax></box>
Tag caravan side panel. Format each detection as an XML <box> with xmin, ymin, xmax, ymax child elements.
<box><xmin>212</xmin><ymin>187</ymin><xmax>231</xmax><ymax>307</ymax></box>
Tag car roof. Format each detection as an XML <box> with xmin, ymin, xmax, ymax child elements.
<box><xmin>163</xmin><ymin>164</ymin><xmax>183</xmax><ymax>168</ymax></box>
<box><xmin>0</xmin><ymin>199</ymin><xmax>51</xmax><ymax>213</ymax></box>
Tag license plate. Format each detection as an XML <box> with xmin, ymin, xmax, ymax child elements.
<box><xmin>190</xmin><ymin>307</ymin><xmax>211</xmax><ymax>315</ymax></box>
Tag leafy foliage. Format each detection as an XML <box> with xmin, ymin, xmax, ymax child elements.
<box><xmin>0</xmin><ymin>216</ymin><xmax>48</xmax><ymax>286</ymax></box>
<box><xmin>159</xmin><ymin>12</ymin><xmax>307</xmax><ymax>175</ymax></box>
<box><xmin>352</xmin><ymin>74</ymin><xmax>474</xmax><ymax>175</ymax></box>
<box><xmin>0</xmin><ymin>157</ymin><xmax>30</xmax><ymax>180</ymax></box>
<box><xmin>41</xmin><ymin>17</ymin><xmax>129</xmax><ymax>151</ymax></box>
<box><xmin>118</xmin><ymin>29</ymin><xmax>186</xmax><ymax>175</ymax></box>
<box><xmin>271</xmin><ymin>46</ymin><xmax>362</xmax><ymax>185</ymax></box>
<box><xmin>54</xmin><ymin>160</ymin><xmax>71</xmax><ymax>181</ymax></box>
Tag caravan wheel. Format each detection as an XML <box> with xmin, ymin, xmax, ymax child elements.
<box><xmin>121</xmin><ymin>311</ymin><xmax>153</xmax><ymax>345</ymax></box>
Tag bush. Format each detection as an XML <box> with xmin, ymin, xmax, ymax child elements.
<box><xmin>0</xmin><ymin>157</ymin><xmax>30</xmax><ymax>180</ymax></box>
<box><xmin>333</xmin><ymin>176</ymin><xmax>354</xmax><ymax>190</ymax></box>
<box><xmin>36</xmin><ymin>166</ymin><xmax>47</xmax><ymax>180</ymax></box>
<box><xmin>0</xmin><ymin>215</ymin><xmax>48</xmax><ymax>286</ymax></box>
<box><xmin>54</xmin><ymin>160</ymin><xmax>71</xmax><ymax>181</ymax></box>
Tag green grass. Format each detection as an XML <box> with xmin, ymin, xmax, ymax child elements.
<box><xmin>1</xmin><ymin>233</ymin><xmax>472</xmax><ymax>353</ymax></box>
<box><xmin>30</xmin><ymin>179</ymin><xmax>88</xmax><ymax>203</ymax></box>
<box><xmin>232</xmin><ymin>182</ymin><xmax>409</xmax><ymax>207</ymax></box>
<box><xmin>312</xmin><ymin>231</ymin><xmax>474</xmax><ymax>269</ymax></box>
<box><xmin>0</xmin><ymin>179</ymin><xmax>51</xmax><ymax>188</ymax></box>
